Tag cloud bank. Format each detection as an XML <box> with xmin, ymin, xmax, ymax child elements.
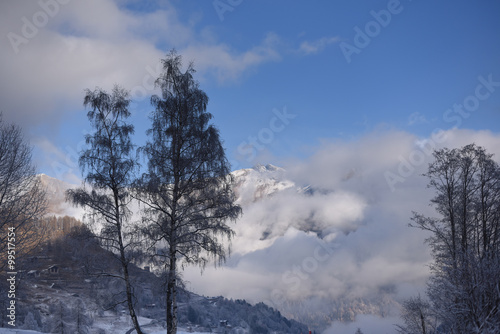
<box><xmin>183</xmin><ymin>128</ymin><xmax>500</xmax><ymax>331</ymax></box>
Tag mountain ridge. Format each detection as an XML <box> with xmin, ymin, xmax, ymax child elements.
<box><xmin>38</xmin><ymin>164</ymin><xmax>302</xmax><ymax>218</ymax></box>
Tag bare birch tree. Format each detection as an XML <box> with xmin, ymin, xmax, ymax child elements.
<box><xmin>66</xmin><ymin>86</ymin><xmax>144</xmax><ymax>334</ymax></box>
<box><xmin>134</xmin><ymin>50</ymin><xmax>242</xmax><ymax>334</ymax></box>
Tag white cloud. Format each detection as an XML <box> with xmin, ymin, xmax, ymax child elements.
<box><xmin>0</xmin><ymin>0</ymin><xmax>282</xmax><ymax>132</ymax></box>
<box><xmin>408</xmin><ymin>112</ymin><xmax>429</xmax><ymax>125</ymax></box>
<box><xmin>32</xmin><ymin>135</ymin><xmax>82</xmax><ymax>184</ymax></box>
<box><xmin>182</xmin><ymin>32</ymin><xmax>282</xmax><ymax>83</ymax></box>
<box><xmin>299</xmin><ymin>36</ymin><xmax>340</xmax><ymax>55</ymax></box>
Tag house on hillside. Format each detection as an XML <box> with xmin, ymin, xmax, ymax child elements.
<box><xmin>213</xmin><ymin>320</ymin><xmax>232</xmax><ymax>333</ymax></box>
<box><xmin>27</xmin><ymin>270</ymin><xmax>40</xmax><ymax>278</ymax></box>
<box><xmin>48</xmin><ymin>265</ymin><xmax>59</xmax><ymax>275</ymax></box>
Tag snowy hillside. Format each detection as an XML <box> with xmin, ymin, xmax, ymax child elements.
<box><xmin>2</xmin><ymin>220</ymin><xmax>307</xmax><ymax>333</ymax></box>
<box><xmin>0</xmin><ymin>329</ymin><xmax>42</xmax><ymax>334</ymax></box>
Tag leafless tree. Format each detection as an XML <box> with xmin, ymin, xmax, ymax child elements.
<box><xmin>409</xmin><ymin>144</ymin><xmax>500</xmax><ymax>333</ymax></box>
<box><xmin>0</xmin><ymin>115</ymin><xmax>47</xmax><ymax>271</ymax></box>
<box><xmin>66</xmin><ymin>86</ymin><xmax>144</xmax><ymax>334</ymax></box>
<box><xmin>134</xmin><ymin>50</ymin><xmax>242</xmax><ymax>334</ymax></box>
<box><xmin>396</xmin><ymin>295</ymin><xmax>437</xmax><ymax>334</ymax></box>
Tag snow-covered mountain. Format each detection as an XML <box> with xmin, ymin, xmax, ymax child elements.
<box><xmin>39</xmin><ymin>164</ymin><xmax>300</xmax><ymax>219</ymax></box>
<box><xmin>231</xmin><ymin>164</ymin><xmax>297</xmax><ymax>204</ymax></box>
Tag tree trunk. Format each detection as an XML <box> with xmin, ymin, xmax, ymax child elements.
<box><xmin>124</xmin><ymin>263</ymin><xmax>144</xmax><ymax>334</ymax></box>
<box><xmin>167</xmin><ymin>247</ymin><xmax>177</xmax><ymax>334</ymax></box>
<box><xmin>173</xmin><ymin>269</ymin><xmax>178</xmax><ymax>334</ymax></box>
<box><xmin>419</xmin><ymin>308</ymin><xmax>426</xmax><ymax>334</ymax></box>
<box><xmin>116</xmin><ymin>191</ymin><xmax>144</xmax><ymax>334</ymax></box>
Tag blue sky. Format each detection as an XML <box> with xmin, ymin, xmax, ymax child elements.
<box><xmin>1</xmin><ymin>0</ymin><xmax>499</xmax><ymax>182</ymax></box>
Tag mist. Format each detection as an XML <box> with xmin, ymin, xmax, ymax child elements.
<box><xmin>183</xmin><ymin>128</ymin><xmax>500</xmax><ymax>331</ymax></box>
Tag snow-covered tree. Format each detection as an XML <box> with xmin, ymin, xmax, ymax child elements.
<box><xmin>396</xmin><ymin>295</ymin><xmax>437</xmax><ymax>334</ymax></box>
<box><xmin>66</xmin><ymin>86</ymin><xmax>144</xmax><ymax>334</ymax></box>
<box><xmin>409</xmin><ymin>144</ymin><xmax>500</xmax><ymax>333</ymax></box>
<box><xmin>134</xmin><ymin>50</ymin><xmax>242</xmax><ymax>334</ymax></box>
<box><xmin>74</xmin><ymin>299</ymin><xmax>92</xmax><ymax>334</ymax></box>
<box><xmin>47</xmin><ymin>301</ymin><xmax>73</xmax><ymax>334</ymax></box>
<box><xmin>21</xmin><ymin>311</ymin><xmax>41</xmax><ymax>331</ymax></box>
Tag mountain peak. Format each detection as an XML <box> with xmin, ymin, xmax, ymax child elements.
<box><xmin>252</xmin><ymin>163</ymin><xmax>284</xmax><ymax>173</ymax></box>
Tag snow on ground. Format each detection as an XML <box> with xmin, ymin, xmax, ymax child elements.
<box><xmin>0</xmin><ymin>328</ymin><xmax>209</xmax><ymax>334</ymax></box>
<box><xmin>1</xmin><ymin>313</ymin><xmax>210</xmax><ymax>334</ymax></box>
<box><xmin>0</xmin><ymin>329</ymin><xmax>44</xmax><ymax>334</ymax></box>
<box><xmin>150</xmin><ymin>332</ymin><xmax>208</xmax><ymax>334</ymax></box>
<box><xmin>91</xmin><ymin>314</ymin><xmax>211</xmax><ymax>333</ymax></box>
